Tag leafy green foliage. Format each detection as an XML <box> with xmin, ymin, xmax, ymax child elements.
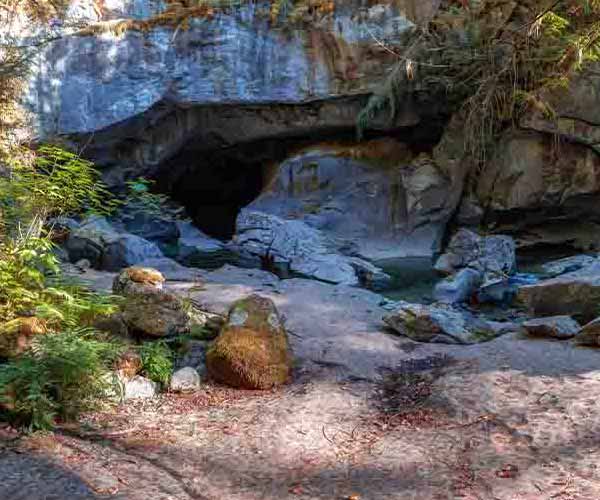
<box><xmin>0</xmin><ymin>145</ymin><xmax>125</xmax><ymax>431</ymax></box>
<box><xmin>0</xmin><ymin>145</ymin><xmax>121</xmax><ymax>324</ymax></box>
<box><xmin>138</xmin><ymin>340</ymin><xmax>173</xmax><ymax>386</ymax></box>
<box><xmin>0</xmin><ymin>328</ymin><xmax>124</xmax><ymax>431</ymax></box>
<box><xmin>0</xmin><ymin>145</ymin><xmax>118</xmax><ymax>235</ymax></box>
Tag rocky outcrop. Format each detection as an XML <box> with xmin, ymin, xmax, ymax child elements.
<box><xmin>476</xmin><ymin>65</ymin><xmax>600</xmax><ymax>251</ymax></box>
<box><xmin>517</xmin><ymin>263</ymin><xmax>600</xmax><ymax>323</ymax></box>
<box><xmin>206</xmin><ymin>295</ymin><xmax>292</xmax><ymax>389</ymax></box>
<box><xmin>23</xmin><ymin>0</ymin><xmax>445</xmax><ymax>181</ymax></box>
<box><xmin>234</xmin><ymin>210</ymin><xmax>390</xmax><ymax>286</ymax></box>
<box><xmin>383</xmin><ymin>302</ymin><xmax>516</xmax><ymax>344</ymax></box>
<box><xmin>433</xmin><ymin>229</ymin><xmax>516</xmax><ymax>303</ymax></box>
<box><xmin>434</xmin><ymin>229</ymin><xmax>516</xmax><ymax>279</ymax></box>
<box><xmin>522</xmin><ymin>316</ymin><xmax>581</xmax><ymax>340</ymax></box>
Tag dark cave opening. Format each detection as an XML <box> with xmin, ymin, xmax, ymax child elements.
<box><xmin>156</xmin><ymin>123</ymin><xmax>448</xmax><ymax>241</ymax></box>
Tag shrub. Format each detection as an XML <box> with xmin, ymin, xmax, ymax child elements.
<box><xmin>0</xmin><ymin>328</ymin><xmax>124</xmax><ymax>431</ymax></box>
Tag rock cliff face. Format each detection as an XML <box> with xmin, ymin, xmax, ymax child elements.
<box><xmin>475</xmin><ymin>66</ymin><xmax>600</xmax><ymax>251</ymax></box>
<box><xmin>25</xmin><ymin>1</ymin><xmax>443</xmax><ymax>172</ymax></box>
<box><xmin>20</xmin><ymin>0</ymin><xmax>600</xmax><ymax>260</ymax></box>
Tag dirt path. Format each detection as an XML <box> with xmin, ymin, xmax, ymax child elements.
<box><xmin>3</xmin><ymin>266</ymin><xmax>600</xmax><ymax>499</ymax></box>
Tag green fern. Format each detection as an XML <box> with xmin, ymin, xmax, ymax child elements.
<box><xmin>0</xmin><ymin>328</ymin><xmax>124</xmax><ymax>431</ymax></box>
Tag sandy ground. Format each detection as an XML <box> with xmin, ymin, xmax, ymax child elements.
<box><xmin>2</xmin><ymin>266</ymin><xmax>600</xmax><ymax>499</ymax></box>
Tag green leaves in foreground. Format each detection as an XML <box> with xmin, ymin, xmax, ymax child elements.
<box><xmin>138</xmin><ymin>340</ymin><xmax>173</xmax><ymax>386</ymax></box>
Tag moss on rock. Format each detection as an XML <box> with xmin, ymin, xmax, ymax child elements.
<box><xmin>206</xmin><ymin>295</ymin><xmax>292</xmax><ymax>389</ymax></box>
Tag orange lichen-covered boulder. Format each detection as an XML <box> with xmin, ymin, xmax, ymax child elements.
<box><xmin>113</xmin><ymin>266</ymin><xmax>165</xmax><ymax>295</ymax></box>
<box><xmin>206</xmin><ymin>295</ymin><xmax>292</xmax><ymax>390</ymax></box>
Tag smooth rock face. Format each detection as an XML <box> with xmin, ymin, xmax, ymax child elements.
<box><xmin>383</xmin><ymin>302</ymin><xmax>511</xmax><ymax>344</ymax></box>
<box><xmin>26</xmin><ymin>0</ymin><xmax>433</xmax><ymax>138</ymax></box>
<box><xmin>433</xmin><ymin>268</ymin><xmax>482</xmax><ymax>304</ymax></box>
<box><xmin>576</xmin><ymin>318</ymin><xmax>600</xmax><ymax>346</ymax></box>
<box><xmin>517</xmin><ymin>264</ymin><xmax>600</xmax><ymax>323</ymax></box>
<box><xmin>234</xmin><ymin>210</ymin><xmax>388</xmax><ymax>286</ymax></box>
<box><xmin>123</xmin><ymin>375</ymin><xmax>158</xmax><ymax>400</ymax></box>
<box><xmin>206</xmin><ymin>294</ymin><xmax>292</xmax><ymax>389</ymax></box>
<box><xmin>246</xmin><ymin>144</ymin><xmax>455</xmax><ymax>260</ymax></box>
<box><xmin>169</xmin><ymin>367</ymin><xmax>201</xmax><ymax>393</ymax></box>
<box><xmin>522</xmin><ymin>316</ymin><xmax>581</xmax><ymax>340</ymax></box>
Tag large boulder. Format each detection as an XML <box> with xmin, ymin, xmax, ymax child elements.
<box><xmin>112</xmin><ymin>205</ymin><xmax>180</xmax><ymax>249</ymax></box>
<box><xmin>434</xmin><ymin>229</ymin><xmax>516</xmax><ymax>280</ymax></box>
<box><xmin>433</xmin><ymin>268</ymin><xmax>482</xmax><ymax>304</ymax></box>
<box><xmin>234</xmin><ymin>210</ymin><xmax>389</xmax><ymax>286</ymax></box>
<box><xmin>576</xmin><ymin>318</ymin><xmax>600</xmax><ymax>346</ymax></box>
<box><xmin>383</xmin><ymin>302</ymin><xmax>515</xmax><ymax>344</ymax></box>
<box><xmin>112</xmin><ymin>266</ymin><xmax>166</xmax><ymax>295</ymax></box>
<box><xmin>522</xmin><ymin>316</ymin><xmax>581</xmax><ymax>340</ymax></box>
<box><xmin>244</xmin><ymin>144</ymin><xmax>457</xmax><ymax>260</ymax></box>
<box><xmin>65</xmin><ymin>217</ymin><xmax>163</xmax><ymax>271</ymax></box>
<box><xmin>114</xmin><ymin>267</ymin><xmax>214</xmax><ymax>337</ymax></box>
<box><xmin>101</xmin><ymin>233</ymin><xmax>164</xmax><ymax>271</ymax></box>
<box><xmin>175</xmin><ymin>220</ymin><xmax>234</xmax><ymax>268</ymax></box>
<box><xmin>517</xmin><ymin>264</ymin><xmax>600</xmax><ymax>323</ymax></box>
<box><xmin>206</xmin><ymin>295</ymin><xmax>292</xmax><ymax>389</ymax></box>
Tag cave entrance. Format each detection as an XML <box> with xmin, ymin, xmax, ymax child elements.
<box><xmin>157</xmin><ymin>125</ymin><xmax>447</xmax><ymax>241</ymax></box>
<box><xmin>160</xmin><ymin>137</ymin><xmax>295</xmax><ymax>240</ymax></box>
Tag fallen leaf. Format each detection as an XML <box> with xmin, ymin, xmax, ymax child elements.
<box><xmin>495</xmin><ymin>463</ymin><xmax>518</xmax><ymax>478</ymax></box>
<box><xmin>289</xmin><ymin>484</ymin><xmax>304</xmax><ymax>495</ymax></box>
